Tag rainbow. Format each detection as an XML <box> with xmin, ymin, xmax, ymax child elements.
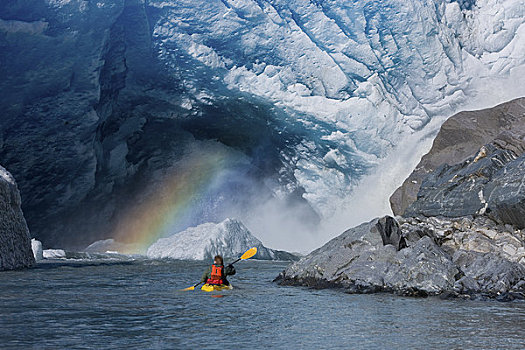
<box><xmin>113</xmin><ymin>147</ymin><xmax>236</xmax><ymax>253</ymax></box>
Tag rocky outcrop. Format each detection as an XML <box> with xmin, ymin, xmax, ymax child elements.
<box><xmin>276</xmin><ymin>215</ymin><xmax>525</xmax><ymax>300</ymax></box>
<box><xmin>0</xmin><ymin>166</ymin><xmax>35</xmax><ymax>270</ymax></box>
<box><xmin>405</xmin><ymin>142</ymin><xmax>525</xmax><ymax>229</ymax></box>
<box><xmin>293</xmin><ymin>97</ymin><xmax>525</xmax><ymax>299</ymax></box>
<box><xmin>390</xmin><ymin>97</ymin><xmax>525</xmax><ymax>216</ymax></box>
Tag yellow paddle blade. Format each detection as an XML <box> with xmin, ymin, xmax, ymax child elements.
<box><xmin>182</xmin><ymin>286</ymin><xmax>195</xmax><ymax>291</ymax></box>
<box><xmin>240</xmin><ymin>247</ymin><xmax>257</xmax><ymax>260</ymax></box>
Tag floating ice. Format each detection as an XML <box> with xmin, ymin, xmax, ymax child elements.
<box><xmin>146</xmin><ymin>219</ymin><xmax>297</xmax><ymax>261</ymax></box>
<box><xmin>43</xmin><ymin>249</ymin><xmax>67</xmax><ymax>259</ymax></box>
<box><xmin>31</xmin><ymin>239</ymin><xmax>43</xmax><ymax>261</ymax></box>
<box><xmin>83</xmin><ymin>239</ymin><xmax>139</xmax><ymax>255</ymax></box>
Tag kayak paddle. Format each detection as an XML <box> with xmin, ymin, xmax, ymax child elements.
<box><xmin>181</xmin><ymin>247</ymin><xmax>258</xmax><ymax>291</ymax></box>
<box><xmin>182</xmin><ymin>282</ymin><xmax>202</xmax><ymax>291</ymax></box>
<box><xmin>230</xmin><ymin>247</ymin><xmax>257</xmax><ymax>264</ymax></box>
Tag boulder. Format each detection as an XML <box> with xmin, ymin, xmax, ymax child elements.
<box><xmin>391</xmin><ymin>97</ymin><xmax>525</xmax><ymax>215</ymax></box>
<box><xmin>276</xmin><ymin>216</ymin><xmax>458</xmax><ymax>296</ymax></box>
<box><xmin>277</xmin><ymin>215</ymin><xmax>525</xmax><ymax>299</ymax></box>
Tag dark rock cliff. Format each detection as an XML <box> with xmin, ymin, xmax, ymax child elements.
<box><xmin>405</xmin><ymin>143</ymin><xmax>525</xmax><ymax>228</ymax></box>
<box><xmin>0</xmin><ymin>165</ymin><xmax>35</xmax><ymax>270</ymax></box>
<box><xmin>390</xmin><ymin>97</ymin><xmax>525</xmax><ymax>216</ymax></box>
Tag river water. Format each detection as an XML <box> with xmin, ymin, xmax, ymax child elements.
<box><xmin>1</xmin><ymin>259</ymin><xmax>524</xmax><ymax>349</ymax></box>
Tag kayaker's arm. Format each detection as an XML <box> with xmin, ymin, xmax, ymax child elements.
<box><xmin>200</xmin><ymin>267</ymin><xmax>211</xmax><ymax>283</ymax></box>
<box><xmin>224</xmin><ymin>264</ymin><xmax>236</xmax><ymax>276</ymax></box>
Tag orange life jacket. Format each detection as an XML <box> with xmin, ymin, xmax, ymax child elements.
<box><xmin>206</xmin><ymin>264</ymin><xmax>225</xmax><ymax>285</ymax></box>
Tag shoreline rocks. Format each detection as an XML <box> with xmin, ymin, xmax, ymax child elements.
<box><xmin>276</xmin><ymin>215</ymin><xmax>525</xmax><ymax>300</ymax></box>
<box><xmin>276</xmin><ymin>97</ymin><xmax>525</xmax><ymax>300</ymax></box>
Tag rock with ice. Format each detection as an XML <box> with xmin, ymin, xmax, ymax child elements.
<box><xmin>0</xmin><ymin>165</ymin><xmax>35</xmax><ymax>270</ymax></box>
<box><xmin>147</xmin><ymin>219</ymin><xmax>298</xmax><ymax>261</ymax></box>
<box><xmin>43</xmin><ymin>249</ymin><xmax>67</xmax><ymax>259</ymax></box>
<box><xmin>31</xmin><ymin>239</ymin><xmax>43</xmax><ymax>261</ymax></box>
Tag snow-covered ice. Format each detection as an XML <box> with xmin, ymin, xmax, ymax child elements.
<box><xmin>43</xmin><ymin>249</ymin><xmax>67</xmax><ymax>259</ymax></box>
<box><xmin>147</xmin><ymin>219</ymin><xmax>296</xmax><ymax>261</ymax></box>
<box><xmin>31</xmin><ymin>239</ymin><xmax>43</xmax><ymax>261</ymax></box>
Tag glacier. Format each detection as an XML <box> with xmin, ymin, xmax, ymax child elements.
<box><xmin>146</xmin><ymin>219</ymin><xmax>298</xmax><ymax>261</ymax></box>
<box><xmin>151</xmin><ymin>0</ymin><xmax>525</xmax><ymax>216</ymax></box>
<box><xmin>0</xmin><ymin>0</ymin><xmax>524</xmax><ymax>252</ymax></box>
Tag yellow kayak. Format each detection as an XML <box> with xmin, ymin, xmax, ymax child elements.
<box><xmin>201</xmin><ymin>284</ymin><xmax>233</xmax><ymax>292</ymax></box>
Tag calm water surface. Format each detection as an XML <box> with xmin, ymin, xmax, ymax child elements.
<box><xmin>1</xmin><ymin>259</ymin><xmax>524</xmax><ymax>349</ymax></box>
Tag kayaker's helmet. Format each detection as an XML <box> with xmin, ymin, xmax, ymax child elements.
<box><xmin>214</xmin><ymin>255</ymin><xmax>223</xmax><ymax>266</ymax></box>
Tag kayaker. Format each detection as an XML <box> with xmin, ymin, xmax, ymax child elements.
<box><xmin>201</xmin><ymin>255</ymin><xmax>236</xmax><ymax>286</ymax></box>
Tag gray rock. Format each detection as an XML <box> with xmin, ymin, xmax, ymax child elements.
<box><xmin>484</xmin><ymin>155</ymin><xmax>525</xmax><ymax>228</ymax></box>
<box><xmin>452</xmin><ymin>250</ymin><xmax>525</xmax><ymax>295</ymax></box>
<box><xmin>406</xmin><ymin>142</ymin><xmax>525</xmax><ymax>229</ymax></box>
<box><xmin>277</xmin><ymin>216</ymin><xmax>459</xmax><ymax>296</ymax></box>
<box><xmin>0</xmin><ymin>166</ymin><xmax>35</xmax><ymax>270</ymax></box>
<box><xmin>391</xmin><ymin>97</ymin><xmax>525</xmax><ymax>215</ymax></box>
<box><xmin>375</xmin><ymin>216</ymin><xmax>405</xmax><ymax>250</ymax></box>
<box><xmin>405</xmin><ymin>144</ymin><xmax>518</xmax><ymax>216</ymax></box>
<box><xmin>277</xmin><ymin>215</ymin><xmax>525</xmax><ymax>299</ymax></box>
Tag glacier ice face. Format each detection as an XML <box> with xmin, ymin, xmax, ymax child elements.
<box><xmin>0</xmin><ymin>165</ymin><xmax>35</xmax><ymax>270</ymax></box>
<box><xmin>1</xmin><ymin>0</ymin><xmax>524</xmax><ymax>252</ymax></box>
<box><xmin>150</xmin><ymin>0</ymin><xmax>525</xmax><ymax>220</ymax></box>
<box><xmin>147</xmin><ymin>219</ymin><xmax>296</xmax><ymax>261</ymax></box>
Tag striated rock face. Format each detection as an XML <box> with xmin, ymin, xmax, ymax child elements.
<box><xmin>405</xmin><ymin>143</ymin><xmax>525</xmax><ymax>229</ymax></box>
<box><xmin>276</xmin><ymin>215</ymin><xmax>525</xmax><ymax>299</ymax></box>
<box><xmin>484</xmin><ymin>152</ymin><xmax>525</xmax><ymax>228</ymax></box>
<box><xmin>0</xmin><ymin>166</ymin><xmax>35</xmax><ymax>270</ymax></box>
<box><xmin>391</xmin><ymin>97</ymin><xmax>525</xmax><ymax>216</ymax></box>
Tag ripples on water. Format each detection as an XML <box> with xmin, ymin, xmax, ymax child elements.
<box><xmin>1</xmin><ymin>259</ymin><xmax>524</xmax><ymax>349</ymax></box>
